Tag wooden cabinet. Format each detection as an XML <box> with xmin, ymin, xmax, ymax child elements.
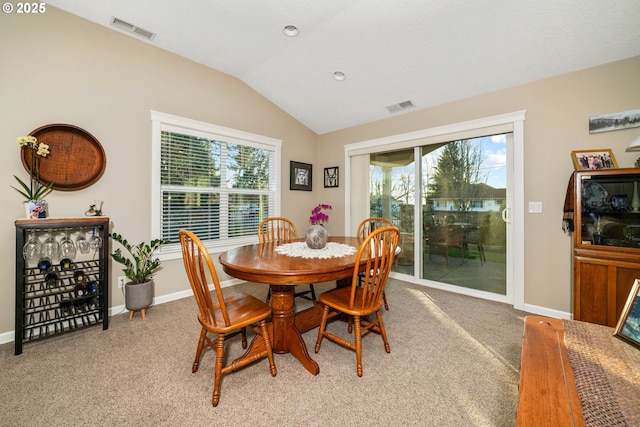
<box><xmin>573</xmin><ymin>168</ymin><xmax>640</xmax><ymax>326</ymax></box>
<box><xmin>573</xmin><ymin>252</ymin><xmax>638</xmax><ymax>326</ymax></box>
<box><xmin>15</xmin><ymin>217</ymin><xmax>110</xmax><ymax>355</ymax></box>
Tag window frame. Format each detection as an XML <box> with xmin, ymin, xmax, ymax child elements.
<box><xmin>151</xmin><ymin>111</ymin><xmax>282</xmax><ymax>260</ymax></box>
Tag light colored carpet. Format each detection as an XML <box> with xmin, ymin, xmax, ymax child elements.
<box><xmin>0</xmin><ymin>279</ymin><xmax>528</xmax><ymax>426</ymax></box>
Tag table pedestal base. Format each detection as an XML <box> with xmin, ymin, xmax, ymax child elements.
<box><xmin>270</xmin><ymin>285</ymin><xmax>321</xmax><ymax>375</ymax></box>
<box><xmin>232</xmin><ymin>286</ymin><xmax>323</xmax><ymax>375</ymax></box>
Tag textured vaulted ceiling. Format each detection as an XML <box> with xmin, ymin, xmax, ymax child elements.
<box><xmin>47</xmin><ymin>0</ymin><xmax>640</xmax><ymax>135</ymax></box>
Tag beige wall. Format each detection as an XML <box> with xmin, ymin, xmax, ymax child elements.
<box><xmin>0</xmin><ymin>8</ymin><xmax>319</xmax><ymax>337</ymax></box>
<box><xmin>318</xmin><ymin>55</ymin><xmax>640</xmax><ymax>314</ymax></box>
<box><xmin>1</xmin><ymin>6</ymin><xmax>639</xmax><ymax>339</ymax></box>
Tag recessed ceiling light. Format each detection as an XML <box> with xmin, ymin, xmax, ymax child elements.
<box><xmin>283</xmin><ymin>25</ymin><xmax>299</xmax><ymax>37</ymax></box>
<box><xmin>333</xmin><ymin>71</ymin><xmax>346</xmax><ymax>81</ymax></box>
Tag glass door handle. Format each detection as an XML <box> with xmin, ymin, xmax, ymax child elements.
<box><xmin>502</xmin><ymin>207</ymin><xmax>511</xmax><ymax>224</ymax></box>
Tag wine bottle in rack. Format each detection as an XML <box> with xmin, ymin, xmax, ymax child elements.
<box><xmin>73</xmin><ymin>270</ymin><xmax>85</xmax><ymax>283</ymax></box>
<box><xmin>85</xmin><ymin>281</ymin><xmax>99</xmax><ymax>308</ymax></box>
<box><xmin>59</xmin><ymin>258</ymin><xmax>74</xmax><ymax>270</ymax></box>
<box><xmin>73</xmin><ymin>282</ymin><xmax>87</xmax><ymax>311</ymax></box>
<box><xmin>44</xmin><ymin>272</ymin><xmax>58</xmax><ymax>287</ymax></box>
<box><xmin>37</xmin><ymin>257</ymin><xmax>52</xmax><ymax>271</ymax></box>
<box><xmin>59</xmin><ymin>298</ymin><xmax>72</xmax><ymax>314</ymax></box>
<box><xmin>86</xmin><ymin>281</ymin><xmax>98</xmax><ymax>295</ymax></box>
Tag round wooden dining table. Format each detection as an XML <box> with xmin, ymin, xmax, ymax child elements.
<box><xmin>219</xmin><ymin>236</ymin><xmax>365</xmax><ymax>375</ymax></box>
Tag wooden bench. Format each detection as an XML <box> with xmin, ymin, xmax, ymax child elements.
<box><xmin>516</xmin><ymin>316</ymin><xmax>585</xmax><ymax>426</ymax></box>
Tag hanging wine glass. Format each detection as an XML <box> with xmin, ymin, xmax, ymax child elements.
<box><xmin>23</xmin><ymin>230</ymin><xmax>42</xmax><ymax>264</ymax></box>
<box><xmin>60</xmin><ymin>228</ymin><xmax>77</xmax><ymax>260</ymax></box>
<box><xmin>41</xmin><ymin>229</ymin><xmax>61</xmax><ymax>260</ymax></box>
<box><xmin>76</xmin><ymin>228</ymin><xmax>90</xmax><ymax>254</ymax></box>
<box><xmin>89</xmin><ymin>227</ymin><xmax>102</xmax><ymax>250</ymax></box>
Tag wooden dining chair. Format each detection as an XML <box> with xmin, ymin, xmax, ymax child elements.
<box><xmin>179</xmin><ymin>229</ymin><xmax>277</xmax><ymax>407</ymax></box>
<box><xmin>356</xmin><ymin>217</ymin><xmax>395</xmax><ymax>239</ymax></box>
<box><xmin>427</xmin><ymin>224</ymin><xmax>466</xmax><ymax>266</ymax></box>
<box><xmin>356</xmin><ymin>217</ymin><xmax>394</xmax><ymax>311</ymax></box>
<box><xmin>258</xmin><ymin>217</ymin><xmax>317</xmax><ymax>305</ymax></box>
<box><xmin>314</xmin><ymin>226</ymin><xmax>400</xmax><ymax>377</ymax></box>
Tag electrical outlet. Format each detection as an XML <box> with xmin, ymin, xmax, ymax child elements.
<box><xmin>117</xmin><ymin>276</ymin><xmax>127</xmax><ymax>288</ymax></box>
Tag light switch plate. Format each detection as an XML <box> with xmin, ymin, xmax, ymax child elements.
<box><xmin>528</xmin><ymin>202</ymin><xmax>543</xmax><ymax>214</ymax></box>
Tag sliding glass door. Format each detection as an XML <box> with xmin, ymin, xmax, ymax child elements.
<box><xmin>368</xmin><ymin>135</ymin><xmax>508</xmax><ymax>296</ymax></box>
<box><xmin>420</xmin><ymin>136</ymin><xmax>507</xmax><ymax>295</ymax></box>
<box><xmin>369</xmin><ymin>149</ymin><xmax>416</xmax><ymax>267</ymax></box>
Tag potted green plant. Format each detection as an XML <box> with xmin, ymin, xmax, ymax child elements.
<box><xmin>110</xmin><ymin>232</ymin><xmax>167</xmax><ymax>318</ymax></box>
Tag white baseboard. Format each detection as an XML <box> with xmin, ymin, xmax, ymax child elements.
<box><xmin>0</xmin><ymin>330</ymin><xmax>14</xmax><ymax>346</ymax></box>
<box><xmin>521</xmin><ymin>303</ymin><xmax>572</xmax><ymax>320</ymax></box>
<box><xmin>0</xmin><ymin>278</ymin><xmax>244</xmax><ymax>346</ymax></box>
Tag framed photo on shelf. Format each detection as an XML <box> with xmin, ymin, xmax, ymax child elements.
<box><xmin>324</xmin><ymin>166</ymin><xmax>339</xmax><ymax>188</ymax></box>
<box><xmin>290</xmin><ymin>161</ymin><xmax>312</xmax><ymax>191</ymax></box>
<box><xmin>571</xmin><ymin>149</ymin><xmax>618</xmax><ymax>171</ymax></box>
<box><xmin>614</xmin><ymin>279</ymin><xmax>640</xmax><ymax>349</ymax></box>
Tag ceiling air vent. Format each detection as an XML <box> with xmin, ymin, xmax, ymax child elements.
<box><xmin>110</xmin><ymin>16</ymin><xmax>156</xmax><ymax>41</ymax></box>
<box><xmin>385</xmin><ymin>100</ymin><xmax>415</xmax><ymax>113</ymax></box>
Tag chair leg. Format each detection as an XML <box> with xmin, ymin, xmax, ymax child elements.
<box><xmin>348</xmin><ymin>275</ymin><xmax>366</xmax><ymax>331</ymax></box>
<box><xmin>192</xmin><ymin>327</ymin><xmax>207</xmax><ymax>373</ymax></box>
<box><xmin>258</xmin><ymin>320</ymin><xmax>277</xmax><ymax>377</ymax></box>
<box><xmin>377</xmin><ymin>310</ymin><xmax>391</xmax><ymax>353</ymax></box>
<box><xmin>314</xmin><ymin>305</ymin><xmax>330</xmax><ymax>353</ymax></box>
<box><xmin>308</xmin><ymin>284</ymin><xmax>317</xmax><ymax>304</ymax></box>
<box><xmin>349</xmin><ymin>277</ymin><xmax>362</xmax><ymax>333</ymax></box>
<box><xmin>382</xmin><ymin>291</ymin><xmax>389</xmax><ymax>310</ymax></box>
<box><xmin>212</xmin><ymin>333</ymin><xmax>225</xmax><ymax>407</ymax></box>
<box><xmin>354</xmin><ymin>316</ymin><xmax>363</xmax><ymax>377</ymax></box>
<box><xmin>293</xmin><ymin>284</ymin><xmax>317</xmax><ymax>304</ymax></box>
<box><xmin>241</xmin><ymin>327</ymin><xmax>247</xmax><ymax>349</ymax></box>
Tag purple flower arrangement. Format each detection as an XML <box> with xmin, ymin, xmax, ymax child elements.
<box><xmin>309</xmin><ymin>203</ymin><xmax>332</xmax><ymax>225</ymax></box>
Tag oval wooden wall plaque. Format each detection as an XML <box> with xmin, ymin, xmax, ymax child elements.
<box><xmin>22</xmin><ymin>124</ymin><xmax>106</xmax><ymax>191</ymax></box>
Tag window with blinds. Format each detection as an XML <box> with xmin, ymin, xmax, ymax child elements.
<box><xmin>151</xmin><ymin>111</ymin><xmax>281</xmax><ymax>254</ymax></box>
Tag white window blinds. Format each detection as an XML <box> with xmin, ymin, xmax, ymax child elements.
<box><xmin>151</xmin><ymin>111</ymin><xmax>281</xmax><ymax>254</ymax></box>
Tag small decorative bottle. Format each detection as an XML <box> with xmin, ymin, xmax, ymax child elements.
<box><xmin>632</xmin><ymin>181</ymin><xmax>640</xmax><ymax>212</ymax></box>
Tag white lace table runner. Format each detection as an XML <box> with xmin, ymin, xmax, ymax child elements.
<box><xmin>275</xmin><ymin>242</ymin><xmax>357</xmax><ymax>259</ymax></box>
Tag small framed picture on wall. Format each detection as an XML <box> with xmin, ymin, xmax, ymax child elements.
<box><xmin>290</xmin><ymin>161</ymin><xmax>312</xmax><ymax>191</ymax></box>
<box><xmin>324</xmin><ymin>166</ymin><xmax>339</xmax><ymax>188</ymax></box>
